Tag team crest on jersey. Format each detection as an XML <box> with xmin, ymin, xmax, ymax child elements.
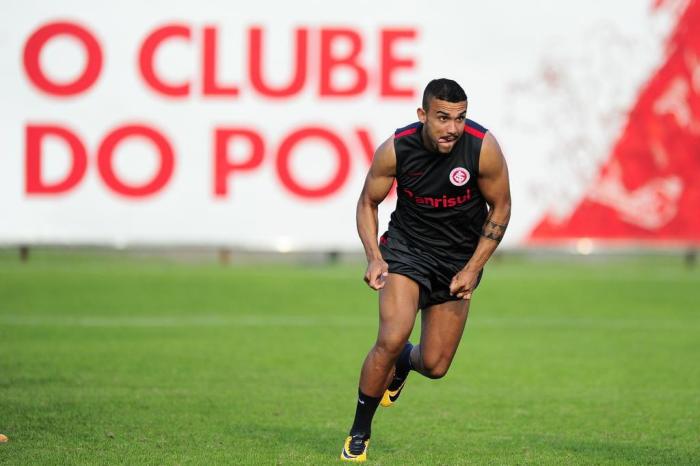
<box><xmin>449</xmin><ymin>167</ymin><xmax>470</xmax><ymax>186</ymax></box>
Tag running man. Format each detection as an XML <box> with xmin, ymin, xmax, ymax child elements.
<box><xmin>341</xmin><ymin>78</ymin><xmax>511</xmax><ymax>462</ymax></box>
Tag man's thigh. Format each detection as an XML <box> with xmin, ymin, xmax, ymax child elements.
<box><xmin>377</xmin><ymin>273</ymin><xmax>421</xmax><ymax>342</ymax></box>
<box><xmin>419</xmin><ymin>299</ymin><xmax>471</xmax><ymax>362</ymax></box>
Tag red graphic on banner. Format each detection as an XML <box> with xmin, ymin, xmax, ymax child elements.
<box><xmin>529</xmin><ymin>0</ymin><xmax>700</xmax><ymax>245</ymax></box>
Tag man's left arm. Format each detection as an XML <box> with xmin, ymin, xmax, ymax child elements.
<box><xmin>450</xmin><ymin>131</ymin><xmax>512</xmax><ymax>299</ymax></box>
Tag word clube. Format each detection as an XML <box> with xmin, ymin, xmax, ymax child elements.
<box><xmin>22</xmin><ymin>22</ymin><xmax>418</xmax><ymax>199</ymax></box>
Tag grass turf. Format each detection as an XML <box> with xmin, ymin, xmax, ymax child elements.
<box><xmin>0</xmin><ymin>250</ymin><xmax>699</xmax><ymax>465</ymax></box>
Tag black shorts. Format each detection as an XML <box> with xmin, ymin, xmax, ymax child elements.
<box><xmin>379</xmin><ymin>232</ymin><xmax>483</xmax><ymax>309</ymax></box>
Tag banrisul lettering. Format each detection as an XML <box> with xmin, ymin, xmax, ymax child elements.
<box><xmin>403</xmin><ymin>188</ymin><xmax>472</xmax><ymax>208</ymax></box>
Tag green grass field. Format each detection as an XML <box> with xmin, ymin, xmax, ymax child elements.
<box><xmin>1</xmin><ymin>250</ymin><xmax>699</xmax><ymax>465</ymax></box>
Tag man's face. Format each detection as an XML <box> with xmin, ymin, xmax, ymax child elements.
<box><xmin>417</xmin><ymin>98</ymin><xmax>467</xmax><ymax>154</ymax></box>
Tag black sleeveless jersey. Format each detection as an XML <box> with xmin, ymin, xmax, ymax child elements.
<box><xmin>386</xmin><ymin>119</ymin><xmax>489</xmax><ymax>261</ymax></box>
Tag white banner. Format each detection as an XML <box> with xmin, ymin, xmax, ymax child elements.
<box><xmin>0</xmin><ymin>0</ymin><xmax>677</xmax><ymax>250</ymax></box>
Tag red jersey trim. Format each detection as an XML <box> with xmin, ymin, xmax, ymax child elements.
<box><xmin>395</xmin><ymin>127</ymin><xmax>418</xmax><ymax>139</ymax></box>
<box><xmin>464</xmin><ymin>125</ymin><xmax>485</xmax><ymax>139</ymax></box>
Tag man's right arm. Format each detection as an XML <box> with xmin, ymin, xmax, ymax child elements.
<box><xmin>356</xmin><ymin>136</ymin><xmax>397</xmax><ymax>290</ymax></box>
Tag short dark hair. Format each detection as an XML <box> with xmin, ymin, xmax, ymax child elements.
<box><xmin>422</xmin><ymin>79</ymin><xmax>467</xmax><ymax>110</ymax></box>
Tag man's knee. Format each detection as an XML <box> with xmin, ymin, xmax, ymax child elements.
<box><xmin>374</xmin><ymin>334</ymin><xmax>407</xmax><ymax>359</ymax></box>
<box><xmin>423</xmin><ymin>364</ymin><xmax>449</xmax><ymax>379</ymax></box>
<box><xmin>420</xmin><ymin>355</ymin><xmax>450</xmax><ymax>379</ymax></box>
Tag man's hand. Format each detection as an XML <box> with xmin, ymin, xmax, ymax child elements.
<box><xmin>364</xmin><ymin>259</ymin><xmax>389</xmax><ymax>290</ymax></box>
<box><xmin>449</xmin><ymin>269</ymin><xmax>480</xmax><ymax>300</ymax></box>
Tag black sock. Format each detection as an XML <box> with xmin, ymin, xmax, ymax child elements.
<box><xmin>388</xmin><ymin>342</ymin><xmax>413</xmax><ymax>390</ymax></box>
<box><xmin>349</xmin><ymin>389</ymin><xmax>381</xmax><ymax>437</ymax></box>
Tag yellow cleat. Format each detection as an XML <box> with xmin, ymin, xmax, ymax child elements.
<box><xmin>340</xmin><ymin>435</ymin><xmax>370</xmax><ymax>462</ymax></box>
<box><xmin>380</xmin><ymin>379</ymin><xmax>406</xmax><ymax>407</ymax></box>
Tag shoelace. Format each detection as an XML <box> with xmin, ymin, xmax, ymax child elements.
<box><xmin>348</xmin><ymin>436</ymin><xmax>367</xmax><ymax>455</ymax></box>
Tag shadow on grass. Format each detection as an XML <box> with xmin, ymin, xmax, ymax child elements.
<box><xmin>227</xmin><ymin>421</ymin><xmax>342</xmax><ymax>458</ymax></box>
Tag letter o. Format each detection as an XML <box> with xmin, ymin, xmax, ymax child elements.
<box><xmin>276</xmin><ymin>127</ymin><xmax>350</xmax><ymax>199</ymax></box>
<box><xmin>97</xmin><ymin>125</ymin><xmax>175</xmax><ymax>198</ymax></box>
<box><xmin>23</xmin><ymin>22</ymin><xmax>102</xmax><ymax>96</ymax></box>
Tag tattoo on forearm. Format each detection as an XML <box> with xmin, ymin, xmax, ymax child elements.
<box><xmin>481</xmin><ymin>215</ymin><xmax>508</xmax><ymax>243</ymax></box>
